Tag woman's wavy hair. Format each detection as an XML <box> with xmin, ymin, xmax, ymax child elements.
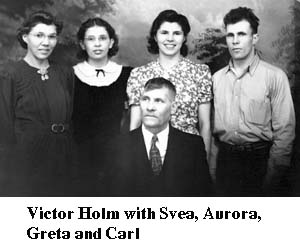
<box><xmin>76</xmin><ymin>17</ymin><xmax>119</xmax><ymax>60</ymax></box>
<box><xmin>147</xmin><ymin>9</ymin><xmax>191</xmax><ymax>57</ymax></box>
<box><xmin>17</xmin><ymin>10</ymin><xmax>63</xmax><ymax>49</ymax></box>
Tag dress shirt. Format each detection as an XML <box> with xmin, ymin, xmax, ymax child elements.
<box><xmin>213</xmin><ymin>54</ymin><xmax>295</xmax><ymax>167</ymax></box>
<box><xmin>142</xmin><ymin>125</ymin><xmax>169</xmax><ymax>164</ymax></box>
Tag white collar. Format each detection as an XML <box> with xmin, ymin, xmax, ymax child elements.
<box><xmin>142</xmin><ymin>124</ymin><xmax>169</xmax><ymax>162</ymax></box>
<box><xmin>142</xmin><ymin>124</ymin><xmax>169</xmax><ymax>140</ymax></box>
<box><xmin>73</xmin><ymin>60</ymin><xmax>122</xmax><ymax>87</ymax></box>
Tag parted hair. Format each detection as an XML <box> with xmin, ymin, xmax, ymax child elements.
<box><xmin>76</xmin><ymin>17</ymin><xmax>119</xmax><ymax>60</ymax></box>
<box><xmin>17</xmin><ymin>10</ymin><xmax>63</xmax><ymax>49</ymax></box>
<box><xmin>147</xmin><ymin>9</ymin><xmax>191</xmax><ymax>56</ymax></box>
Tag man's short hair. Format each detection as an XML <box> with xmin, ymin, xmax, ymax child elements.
<box><xmin>223</xmin><ymin>7</ymin><xmax>260</xmax><ymax>34</ymax></box>
<box><xmin>144</xmin><ymin>77</ymin><xmax>176</xmax><ymax>98</ymax></box>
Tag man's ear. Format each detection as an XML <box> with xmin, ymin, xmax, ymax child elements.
<box><xmin>253</xmin><ymin>33</ymin><xmax>259</xmax><ymax>45</ymax></box>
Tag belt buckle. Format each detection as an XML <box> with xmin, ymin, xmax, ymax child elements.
<box><xmin>235</xmin><ymin>145</ymin><xmax>244</xmax><ymax>151</ymax></box>
<box><xmin>51</xmin><ymin>123</ymin><xmax>65</xmax><ymax>133</ymax></box>
<box><xmin>230</xmin><ymin>144</ymin><xmax>248</xmax><ymax>152</ymax></box>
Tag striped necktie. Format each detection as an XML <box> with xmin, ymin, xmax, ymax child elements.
<box><xmin>149</xmin><ymin>135</ymin><xmax>162</xmax><ymax>176</ymax></box>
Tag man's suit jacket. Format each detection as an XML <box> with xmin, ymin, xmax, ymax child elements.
<box><xmin>105</xmin><ymin>126</ymin><xmax>212</xmax><ymax>196</ymax></box>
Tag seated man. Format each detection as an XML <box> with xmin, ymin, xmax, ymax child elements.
<box><xmin>105</xmin><ymin>77</ymin><xmax>212</xmax><ymax>196</ymax></box>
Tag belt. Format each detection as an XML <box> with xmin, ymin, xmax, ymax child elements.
<box><xmin>50</xmin><ymin>123</ymin><xmax>70</xmax><ymax>133</ymax></box>
<box><xmin>18</xmin><ymin>123</ymin><xmax>70</xmax><ymax>134</ymax></box>
<box><xmin>220</xmin><ymin>141</ymin><xmax>271</xmax><ymax>152</ymax></box>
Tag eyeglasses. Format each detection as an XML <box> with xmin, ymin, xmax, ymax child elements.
<box><xmin>84</xmin><ymin>36</ymin><xmax>109</xmax><ymax>42</ymax></box>
<box><xmin>29</xmin><ymin>33</ymin><xmax>58</xmax><ymax>41</ymax></box>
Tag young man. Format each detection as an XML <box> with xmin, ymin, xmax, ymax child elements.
<box><xmin>212</xmin><ymin>7</ymin><xmax>295</xmax><ymax>196</ymax></box>
<box><xmin>105</xmin><ymin>77</ymin><xmax>212</xmax><ymax>196</ymax></box>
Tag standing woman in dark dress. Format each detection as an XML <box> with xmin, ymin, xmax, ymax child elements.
<box><xmin>0</xmin><ymin>10</ymin><xmax>75</xmax><ymax>196</ymax></box>
<box><xmin>72</xmin><ymin>18</ymin><xmax>132</xmax><ymax>195</ymax></box>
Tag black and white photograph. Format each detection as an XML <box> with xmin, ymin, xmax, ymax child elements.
<box><xmin>0</xmin><ymin>0</ymin><xmax>299</xmax><ymax>243</ymax></box>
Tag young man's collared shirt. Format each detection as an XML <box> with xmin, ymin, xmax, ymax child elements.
<box><xmin>142</xmin><ymin>124</ymin><xmax>169</xmax><ymax>164</ymax></box>
<box><xmin>213</xmin><ymin>54</ymin><xmax>295</xmax><ymax>167</ymax></box>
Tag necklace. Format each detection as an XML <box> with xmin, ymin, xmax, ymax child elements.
<box><xmin>37</xmin><ymin>67</ymin><xmax>49</xmax><ymax>81</ymax></box>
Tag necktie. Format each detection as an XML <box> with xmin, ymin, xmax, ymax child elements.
<box><xmin>150</xmin><ymin>135</ymin><xmax>162</xmax><ymax>176</ymax></box>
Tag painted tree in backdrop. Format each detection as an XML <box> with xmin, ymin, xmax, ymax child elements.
<box><xmin>190</xmin><ymin>28</ymin><xmax>230</xmax><ymax>75</ymax></box>
<box><xmin>271</xmin><ymin>1</ymin><xmax>299</xmax><ymax>89</ymax></box>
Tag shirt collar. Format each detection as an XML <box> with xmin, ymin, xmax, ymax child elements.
<box><xmin>73</xmin><ymin>60</ymin><xmax>122</xmax><ymax>87</ymax></box>
<box><xmin>226</xmin><ymin>53</ymin><xmax>260</xmax><ymax>77</ymax></box>
<box><xmin>142</xmin><ymin>124</ymin><xmax>170</xmax><ymax>143</ymax></box>
<box><xmin>74</xmin><ymin>60</ymin><xmax>121</xmax><ymax>77</ymax></box>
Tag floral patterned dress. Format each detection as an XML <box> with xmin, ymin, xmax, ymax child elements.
<box><xmin>127</xmin><ymin>57</ymin><xmax>213</xmax><ymax>135</ymax></box>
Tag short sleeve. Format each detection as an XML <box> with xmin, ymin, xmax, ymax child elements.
<box><xmin>126</xmin><ymin>67</ymin><xmax>145</xmax><ymax>106</ymax></box>
<box><xmin>195</xmin><ymin>64</ymin><xmax>213</xmax><ymax>104</ymax></box>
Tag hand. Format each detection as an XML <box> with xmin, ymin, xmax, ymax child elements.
<box><xmin>262</xmin><ymin>165</ymin><xmax>288</xmax><ymax>196</ymax></box>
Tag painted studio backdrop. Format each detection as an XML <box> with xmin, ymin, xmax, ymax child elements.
<box><xmin>0</xmin><ymin>0</ymin><xmax>299</xmax><ymax>167</ymax></box>
<box><xmin>0</xmin><ymin>0</ymin><xmax>297</xmax><ymax>72</ymax></box>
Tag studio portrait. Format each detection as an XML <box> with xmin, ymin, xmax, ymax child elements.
<box><xmin>0</xmin><ymin>0</ymin><xmax>299</xmax><ymax>197</ymax></box>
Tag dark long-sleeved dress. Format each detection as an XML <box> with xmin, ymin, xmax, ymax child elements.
<box><xmin>72</xmin><ymin>61</ymin><xmax>132</xmax><ymax>195</ymax></box>
<box><xmin>0</xmin><ymin>60</ymin><xmax>75</xmax><ymax>196</ymax></box>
